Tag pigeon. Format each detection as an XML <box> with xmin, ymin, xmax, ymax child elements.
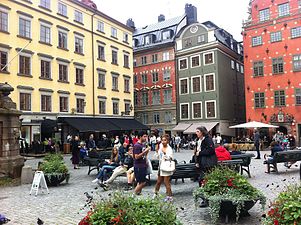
<box><xmin>37</xmin><ymin>218</ymin><xmax>44</xmax><ymax>225</ymax></box>
<box><xmin>84</xmin><ymin>192</ymin><xmax>93</xmax><ymax>200</ymax></box>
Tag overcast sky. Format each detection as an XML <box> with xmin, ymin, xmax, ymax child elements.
<box><xmin>95</xmin><ymin>0</ymin><xmax>250</xmax><ymax>41</ymax></box>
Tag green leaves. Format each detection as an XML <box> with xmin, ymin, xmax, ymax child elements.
<box><xmin>40</xmin><ymin>153</ymin><xmax>68</xmax><ymax>174</ymax></box>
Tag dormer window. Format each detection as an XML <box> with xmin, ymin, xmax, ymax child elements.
<box><xmin>133</xmin><ymin>38</ymin><xmax>138</xmax><ymax>47</ymax></box>
<box><xmin>162</xmin><ymin>30</ymin><xmax>171</xmax><ymax>40</ymax></box>
<box><xmin>145</xmin><ymin>35</ymin><xmax>151</xmax><ymax>45</ymax></box>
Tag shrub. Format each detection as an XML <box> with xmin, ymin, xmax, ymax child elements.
<box><xmin>40</xmin><ymin>153</ymin><xmax>68</xmax><ymax>174</ymax></box>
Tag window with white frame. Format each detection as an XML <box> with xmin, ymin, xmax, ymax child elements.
<box><xmin>180</xmin><ymin>103</ymin><xmax>189</xmax><ymax>119</ymax></box>
<box><xmin>0</xmin><ymin>10</ymin><xmax>8</xmax><ymax>32</ymax></box>
<box><xmin>75</xmin><ymin>36</ymin><xmax>83</xmax><ymax>54</ymax></box>
<box><xmin>144</xmin><ymin>35</ymin><xmax>151</xmax><ymax>44</ymax></box>
<box><xmin>99</xmin><ymin>99</ymin><xmax>106</xmax><ymax>114</ymax></box>
<box><xmin>142</xmin><ymin>113</ymin><xmax>148</xmax><ymax>124</ymax></box>
<box><xmin>141</xmin><ymin>56</ymin><xmax>147</xmax><ymax>65</ymax></box>
<box><xmin>40</xmin><ymin>24</ymin><xmax>51</xmax><ymax>44</ymax></box>
<box><xmin>58</xmin><ymin>2</ymin><xmax>67</xmax><ymax>17</ymax></box>
<box><xmin>253</xmin><ymin>61</ymin><xmax>264</xmax><ymax>77</ymax></box>
<box><xmin>152</xmin><ymin>54</ymin><xmax>158</xmax><ymax>63</ymax></box>
<box><xmin>204</xmin><ymin>73</ymin><xmax>215</xmax><ymax>92</ymax></box>
<box><xmin>41</xmin><ymin>94</ymin><xmax>51</xmax><ymax>112</ymax></box>
<box><xmin>270</xmin><ymin>31</ymin><xmax>282</xmax><ymax>43</ymax></box>
<box><xmin>40</xmin><ymin>0</ymin><xmax>50</xmax><ymax>9</ymax></box>
<box><xmin>152</xmin><ymin>71</ymin><xmax>159</xmax><ymax>83</ymax></box>
<box><xmin>20</xmin><ymin>93</ymin><xmax>31</xmax><ymax>111</ymax></box>
<box><xmin>141</xmin><ymin>91</ymin><xmax>148</xmax><ymax>106</ymax></box>
<box><xmin>236</xmin><ymin>62</ymin><xmax>240</xmax><ymax>72</ymax></box>
<box><xmin>295</xmin><ymin>88</ymin><xmax>301</xmax><ymax>105</ymax></box>
<box><xmin>59</xmin><ymin>96</ymin><xmax>68</xmax><ymax>112</ymax></box>
<box><xmin>98</xmin><ymin>45</ymin><xmax>105</xmax><ymax>60</ymax></box>
<box><xmin>141</xmin><ymin>73</ymin><xmax>147</xmax><ymax>84</ymax></box>
<box><xmin>40</xmin><ymin>59</ymin><xmax>51</xmax><ymax>79</ymax></box>
<box><xmin>0</xmin><ymin>50</ymin><xmax>8</xmax><ymax>72</ymax></box>
<box><xmin>76</xmin><ymin>98</ymin><xmax>85</xmax><ymax>113</ymax></box>
<box><xmin>97</xmin><ymin>20</ymin><xmax>104</xmax><ymax>32</ymax></box>
<box><xmin>152</xmin><ymin>90</ymin><xmax>160</xmax><ymax>105</ymax></box>
<box><xmin>293</xmin><ymin>54</ymin><xmax>301</xmax><ymax>71</ymax></box>
<box><xmin>162</xmin><ymin>30</ymin><xmax>171</xmax><ymax>40</ymax></box>
<box><xmin>192</xmin><ymin>102</ymin><xmax>202</xmax><ymax>119</ymax></box>
<box><xmin>163</xmin><ymin>89</ymin><xmax>172</xmax><ymax>104</ymax></box>
<box><xmin>98</xmin><ymin>71</ymin><xmax>105</xmax><ymax>88</ymax></box>
<box><xmin>197</xmin><ymin>34</ymin><xmax>205</xmax><ymax>43</ymax></box>
<box><xmin>252</xmin><ymin>36</ymin><xmax>262</xmax><ymax>46</ymax></box>
<box><xmin>272</xmin><ymin>57</ymin><xmax>284</xmax><ymax>74</ymax></box>
<box><xmin>179</xmin><ymin>58</ymin><xmax>187</xmax><ymax>70</ymax></box>
<box><xmin>111</xmin><ymin>27</ymin><xmax>117</xmax><ymax>38</ymax></box>
<box><xmin>124</xmin><ymin>102</ymin><xmax>131</xmax><ymax>115</ymax></box>
<box><xmin>274</xmin><ymin>90</ymin><xmax>286</xmax><ymax>107</ymax></box>
<box><xmin>123</xmin><ymin>32</ymin><xmax>129</xmax><ymax>42</ymax></box>
<box><xmin>112</xmin><ymin>49</ymin><xmax>118</xmax><ymax>64</ymax></box>
<box><xmin>163</xmin><ymin>69</ymin><xmax>170</xmax><ymax>81</ymax></box>
<box><xmin>19</xmin><ymin>17</ymin><xmax>31</xmax><ymax>38</ymax></box>
<box><xmin>123</xmin><ymin>54</ymin><xmax>129</xmax><ymax>68</ymax></box>
<box><xmin>124</xmin><ymin>77</ymin><xmax>130</xmax><ymax>92</ymax></box>
<box><xmin>291</xmin><ymin>26</ymin><xmax>301</xmax><ymax>39</ymax></box>
<box><xmin>75</xmin><ymin>67</ymin><xmax>84</xmax><ymax>84</ymax></box>
<box><xmin>278</xmin><ymin>2</ymin><xmax>289</xmax><ymax>17</ymax></box>
<box><xmin>164</xmin><ymin>111</ymin><xmax>172</xmax><ymax>123</ymax></box>
<box><xmin>191</xmin><ymin>76</ymin><xmax>201</xmax><ymax>93</ymax></box>
<box><xmin>58</xmin><ymin>63</ymin><xmax>68</xmax><ymax>82</ymax></box>
<box><xmin>231</xmin><ymin>60</ymin><xmax>235</xmax><ymax>69</ymax></box>
<box><xmin>19</xmin><ymin>54</ymin><xmax>31</xmax><ymax>75</ymax></box>
<box><xmin>180</xmin><ymin>78</ymin><xmax>188</xmax><ymax>95</ymax></box>
<box><xmin>254</xmin><ymin>92</ymin><xmax>265</xmax><ymax>108</ymax></box>
<box><xmin>240</xmin><ymin>65</ymin><xmax>244</xmax><ymax>73</ymax></box>
<box><xmin>163</xmin><ymin>52</ymin><xmax>169</xmax><ymax>61</ymax></box>
<box><xmin>204</xmin><ymin>52</ymin><xmax>214</xmax><ymax>64</ymax></box>
<box><xmin>191</xmin><ymin>55</ymin><xmax>200</xmax><ymax>67</ymax></box>
<box><xmin>153</xmin><ymin>112</ymin><xmax>160</xmax><ymax>124</ymax></box>
<box><xmin>74</xmin><ymin>10</ymin><xmax>83</xmax><ymax>23</ymax></box>
<box><xmin>259</xmin><ymin>8</ymin><xmax>270</xmax><ymax>22</ymax></box>
<box><xmin>58</xmin><ymin>30</ymin><xmax>67</xmax><ymax>49</ymax></box>
<box><xmin>112</xmin><ymin>101</ymin><xmax>119</xmax><ymax>115</ymax></box>
<box><xmin>112</xmin><ymin>74</ymin><xmax>119</xmax><ymax>91</ymax></box>
<box><xmin>205</xmin><ymin>100</ymin><xmax>216</xmax><ymax>118</ymax></box>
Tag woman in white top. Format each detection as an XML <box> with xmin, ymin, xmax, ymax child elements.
<box><xmin>154</xmin><ymin>134</ymin><xmax>173</xmax><ymax>197</ymax></box>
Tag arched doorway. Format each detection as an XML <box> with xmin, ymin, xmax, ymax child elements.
<box><xmin>276</xmin><ymin>126</ymin><xmax>288</xmax><ymax>135</ymax></box>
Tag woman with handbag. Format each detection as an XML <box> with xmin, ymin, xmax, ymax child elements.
<box><xmin>154</xmin><ymin>134</ymin><xmax>174</xmax><ymax>198</ymax></box>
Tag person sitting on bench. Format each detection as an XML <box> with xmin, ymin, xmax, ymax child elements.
<box><xmin>264</xmin><ymin>141</ymin><xmax>283</xmax><ymax>172</ymax></box>
<box><xmin>215</xmin><ymin>144</ymin><xmax>231</xmax><ymax>161</ymax></box>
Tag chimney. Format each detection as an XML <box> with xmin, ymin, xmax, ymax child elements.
<box><xmin>185</xmin><ymin>4</ymin><xmax>197</xmax><ymax>24</ymax></box>
<box><xmin>126</xmin><ymin>18</ymin><xmax>136</xmax><ymax>30</ymax></box>
<box><xmin>158</xmin><ymin>14</ymin><xmax>165</xmax><ymax>22</ymax></box>
<box><xmin>81</xmin><ymin>0</ymin><xmax>97</xmax><ymax>9</ymax></box>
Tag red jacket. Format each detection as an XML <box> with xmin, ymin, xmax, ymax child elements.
<box><xmin>215</xmin><ymin>146</ymin><xmax>231</xmax><ymax>161</ymax></box>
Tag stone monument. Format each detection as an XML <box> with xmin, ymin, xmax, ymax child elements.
<box><xmin>0</xmin><ymin>82</ymin><xmax>24</xmax><ymax>178</ymax></box>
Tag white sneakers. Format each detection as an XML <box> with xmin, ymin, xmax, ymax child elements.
<box><xmin>92</xmin><ymin>178</ymin><xmax>99</xmax><ymax>183</ymax></box>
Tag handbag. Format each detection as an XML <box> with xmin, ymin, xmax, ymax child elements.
<box><xmin>160</xmin><ymin>159</ymin><xmax>176</xmax><ymax>172</ymax></box>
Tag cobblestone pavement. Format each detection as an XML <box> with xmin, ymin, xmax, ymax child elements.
<box><xmin>0</xmin><ymin>150</ymin><xmax>300</xmax><ymax>225</ymax></box>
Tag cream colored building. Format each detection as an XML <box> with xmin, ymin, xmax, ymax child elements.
<box><xmin>0</xmin><ymin>0</ymin><xmax>134</xmax><ymax>143</ymax></box>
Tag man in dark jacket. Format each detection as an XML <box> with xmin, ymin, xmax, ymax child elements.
<box><xmin>254</xmin><ymin>129</ymin><xmax>261</xmax><ymax>159</ymax></box>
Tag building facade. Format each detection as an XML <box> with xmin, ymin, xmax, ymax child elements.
<box><xmin>175</xmin><ymin>22</ymin><xmax>245</xmax><ymax>137</ymax></box>
<box><xmin>131</xmin><ymin>4</ymin><xmax>197</xmax><ymax>135</ymax></box>
<box><xmin>243</xmin><ymin>0</ymin><xmax>301</xmax><ymax>143</ymax></box>
<box><xmin>0</xmin><ymin>0</ymin><xmax>134</xmax><ymax>143</ymax></box>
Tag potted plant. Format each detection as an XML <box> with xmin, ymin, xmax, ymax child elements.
<box><xmin>79</xmin><ymin>192</ymin><xmax>182</xmax><ymax>225</ymax></box>
<box><xmin>193</xmin><ymin>167</ymin><xmax>266</xmax><ymax>223</ymax></box>
<box><xmin>39</xmin><ymin>153</ymin><xmax>70</xmax><ymax>186</ymax></box>
<box><xmin>263</xmin><ymin>184</ymin><xmax>301</xmax><ymax>225</ymax></box>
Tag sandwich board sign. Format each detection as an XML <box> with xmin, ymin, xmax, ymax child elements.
<box><xmin>29</xmin><ymin>171</ymin><xmax>49</xmax><ymax>196</ymax></box>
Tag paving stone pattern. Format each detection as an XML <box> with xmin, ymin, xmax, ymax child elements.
<box><xmin>0</xmin><ymin>150</ymin><xmax>300</xmax><ymax>225</ymax></box>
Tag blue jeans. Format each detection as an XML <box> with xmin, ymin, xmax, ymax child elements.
<box><xmin>96</xmin><ymin>165</ymin><xmax>116</xmax><ymax>181</ymax></box>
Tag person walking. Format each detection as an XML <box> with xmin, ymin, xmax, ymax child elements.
<box><xmin>154</xmin><ymin>134</ymin><xmax>173</xmax><ymax>198</ymax></box>
<box><xmin>254</xmin><ymin>129</ymin><xmax>261</xmax><ymax>159</ymax></box>
<box><xmin>71</xmin><ymin>135</ymin><xmax>80</xmax><ymax>169</ymax></box>
<box><xmin>133</xmin><ymin>131</ymin><xmax>150</xmax><ymax>195</ymax></box>
<box><xmin>174</xmin><ymin>134</ymin><xmax>181</xmax><ymax>152</ymax></box>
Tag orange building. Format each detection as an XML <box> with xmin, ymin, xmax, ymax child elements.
<box><xmin>243</xmin><ymin>0</ymin><xmax>301</xmax><ymax>143</ymax></box>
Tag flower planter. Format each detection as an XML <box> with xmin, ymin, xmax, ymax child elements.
<box><xmin>44</xmin><ymin>173</ymin><xmax>70</xmax><ymax>186</ymax></box>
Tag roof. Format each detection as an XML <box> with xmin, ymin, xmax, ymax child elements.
<box><xmin>134</xmin><ymin>15</ymin><xmax>186</xmax><ymax>36</ymax></box>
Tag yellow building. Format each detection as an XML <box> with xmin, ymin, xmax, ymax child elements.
<box><xmin>0</xmin><ymin>0</ymin><xmax>135</xmax><ymax>143</ymax></box>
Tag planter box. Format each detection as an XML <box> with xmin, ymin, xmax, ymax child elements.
<box><xmin>44</xmin><ymin>173</ymin><xmax>70</xmax><ymax>186</ymax></box>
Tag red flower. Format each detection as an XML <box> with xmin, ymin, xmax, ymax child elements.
<box><xmin>226</xmin><ymin>178</ymin><xmax>234</xmax><ymax>187</ymax></box>
<box><xmin>274</xmin><ymin>219</ymin><xmax>279</xmax><ymax>225</ymax></box>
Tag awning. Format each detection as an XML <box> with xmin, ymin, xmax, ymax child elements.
<box><xmin>183</xmin><ymin>122</ymin><xmax>218</xmax><ymax>134</ymax></box>
<box><xmin>172</xmin><ymin>123</ymin><xmax>192</xmax><ymax>131</ymax></box>
<box><xmin>107</xmin><ymin>118</ymin><xmax>149</xmax><ymax>131</ymax></box>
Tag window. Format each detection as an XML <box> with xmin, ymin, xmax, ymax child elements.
<box><xmin>41</xmin><ymin>95</ymin><xmax>51</xmax><ymax>112</ymax></box>
<box><xmin>20</xmin><ymin>93</ymin><xmax>31</xmax><ymax>111</ymax></box>
<box><xmin>253</xmin><ymin>61</ymin><xmax>264</xmax><ymax>77</ymax></box>
<box><xmin>197</xmin><ymin>35</ymin><xmax>205</xmax><ymax>43</ymax></box>
<box><xmin>259</xmin><ymin>8</ymin><xmax>269</xmax><ymax>22</ymax></box>
<box><xmin>124</xmin><ymin>78</ymin><xmax>130</xmax><ymax>92</ymax></box>
<box><xmin>40</xmin><ymin>24</ymin><xmax>51</xmax><ymax>44</ymax></box>
<box><xmin>184</xmin><ymin>38</ymin><xmax>192</xmax><ymax>47</ymax></box>
<box><xmin>254</xmin><ymin>92</ymin><xmax>265</xmax><ymax>108</ymax></box>
<box><xmin>162</xmin><ymin>30</ymin><xmax>171</xmax><ymax>40</ymax></box>
<box><xmin>272</xmin><ymin>57</ymin><xmax>284</xmax><ymax>74</ymax></box>
<box><xmin>19</xmin><ymin>55</ymin><xmax>30</xmax><ymax>75</ymax></box>
<box><xmin>179</xmin><ymin>58</ymin><xmax>187</xmax><ymax>70</ymax></box>
<box><xmin>141</xmin><ymin>92</ymin><xmax>148</xmax><ymax>106</ymax></box>
<box><xmin>236</xmin><ymin>63</ymin><xmax>240</xmax><ymax>72</ymax></box>
<box><xmin>134</xmin><ymin>92</ymin><xmax>138</xmax><ymax>106</ymax></box>
<box><xmin>123</xmin><ymin>32</ymin><xmax>128</xmax><ymax>42</ymax></box>
<box><xmin>278</xmin><ymin>3</ymin><xmax>289</xmax><ymax>17</ymax></box>
<box><xmin>59</xmin><ymin>96</ymin><xmax>68</xmax><ymax>112</ymax></box>
<box><xmin>58</xmin><ymin>31</ymin><xmax>67</xmax><ymax>49</ymax></box>
<box><xmin>205</xmin><ymin>74</ymin><xmax>215</xmax><ymax>91</ymax></box>
<box><xmin>134</xmin><ymin>75</ymin><xmax>137</xmax><ymax>84</ymax></box>
<box><xmin>0</xmin><ymin>51</ymin><xmax>8</xmax><ymax>72</ymax></box>
<box><xmin>133</xmin><ymin>59</ymin><xmax>137</xmax><ymax>67</ymax></box>
<box><xmin>293</xmin><ymin>54</ymin><xmax>301</xmax><ymax>71</ymax></box>
<box><xmin>40</xmin><ymin>0</ymin><xmax>50</xmax><ymax>9</ymax></box>
<box><xmin>274</xmin><ymin>90</ymin><xmax>286</xmax><ymax>107</ymax></box>
<box><xmin>98</xmin><ymin>71</ymin><xmax>105</xmax><ymax>88</ymax></box>
<box><xmin>191</xmin><ymin>55</ymin><xmax>200</xmax><ymax>67</ymax></box>
<box><xmin>144</xmin><ymin>35</ymin><xmax>151</xmax><ymax>45</ymax></box>
<box><xmin>206</xmin><ymin>101</ymin><xmax>216</xmax><ymax>118</ymax></box>
<box><xmin>113</xmin><ymin>101</ymin><xmax>119</xmax><ymax>115</ymax></box>
<box><xmin>152</xmin><ymin>90</ymin><xmax>160</xmax><ymax>105</ymax></box>
<box><xmin>192</xmin><ymin>76</ymin><xmax>201</xmax><ymax>93</ymax></box>
<box><xmin>111</xmin><ymin>27</ymin><xmax>117</xmax><ymax>38</ymax></box>
<box><xmin>192</xmin><ymin>102</ymin><xmax>202</xmax><ymax>119</ymax></box>
<box><xmin>112</xmin><ymin>75</ymin><xmax>118</xmax><ymax>91</ymax></box>
<box><xmin>231</xmin><ymin>60</ymin><xmax>235</xmax><ymax>69</ymax></box>
<box><xmin>124</xmin><ymin>102</ymin><xmax>131</xmax><ymax>115</ymax></box>
<box><xmin>152</xmin><ymin>54</ymin><xmax>158</xmax><ymax>63</ymax></box>
<box><xmin>163</xmin><ymin>89</ymin><xmax>172</xmax><ymax>104</ymax></box>
<box><xmin>142</xmin><ymin>113</ymin><xmax>148</xmax><ymax>124</ymax></box>
<box><xmin>124</xmin><ymin>54</ymin><xmax>129</xmax><ymax>67</ymax></box>
<box><xmin>58</xmin><ymin>2</ymin><xmax>67</xmax><ymax>16</ymax></box>
<box><xmin>19</xmin><ymin>17</ymin><xmax>31</xmax><ymax>38</ymax></box>
<box><xmin>0</xmin><ymin>11</ymin><xmax>8</xmax><ymax>32</ymax></box>
<box><xmin>141</xmin><ymin>56</ymin><xmax>147</xmax><ymax>65</ymax></box>
<box><xmin>40</xmin><ymin>60</ymin><xmax>51</xmax><ymax>79</ymax></box>
<box><xmin>164</xmin><ymin>111</ymin><xmax>172</xmax><ymax>123</ymax></box>
<box><xmin>180</xmin><ymin>78</ymin><xmax>188</xmax><ymax>95</ymax></box>
<box><xmin>74</xmin><ymin>10</ymin><xmax>83</xmax><ymax>23</ymax></box>
<box><xmin>58</xmin><ymin>64</ymin><xmax>68</xmax><ymax>82</ymax></box>
<box><xmin>98</xmin><ymin>45</ymin><xmax>105</xmax><ymax>60</ymax></box>
<box><xmin>152</xmin><ymin>72</ymin><xmax>159</xmax><ymax>83</ymax></box>
<box><xmin>295</xmin><ymin>89</ymin><xmax>301</xmax><ymax>105</ymax></box>
<box><xmin>163</xmin><ymin>52</ymin><xmax>169</xmax><ymax>61</ymax></box>
<box><xmin>240</xmin><ymin>65</ymin><xmax>244</xmax><ymax>73</ymax></box>
<box><xmin>163</xmin><ymin>69</ymin><xmax>170</xmax><ymax>81</ymax></box>
<box><xmin>76</xmin><ymin>98</ymin><xmax>85</xmax><ymax>113</ymax></box>
<box><xmin>97</xmin><ymin>20</ymin><xmax>104</xmax><ymax>32</ymax></box>
<box><xmin>204</xmin><ymin>52</ymin><xmax>214</xmax><ymax>64</ymax></box>
<box><xmin>153</xmin><ymin>113</ymin><xmax>160</xmax><ymax>124</ymax></box>
<box><xmin>112</xmin><ymin>49</ymin><xmax>118</xmax><ymax>64</ymax></box>
<box><xmin>291</xmin><ymin>26</ymin><xmax>301</xmax><ymax>39</ymax></box>
<box><xmin>75</xmin><ymin>68</ymin><xmax>84</xmax><ymax>84</ymax></box>
<box><xmin>99</xmin><ymin>99</ymin><xmax>106</xmax><ymax>114</ymax></box>
<box><xmin>141</xmin><ymin>73</ymin><xmax>147</xmax><ymax>84</ymax></box>
<box><xmin>270</xmin><ymin>31</ymin><xmax>282</xmax><ymax>43</ymax></box>
<box><xmin>75</xmin><ymin>36</ymin><xmax>83</xmax><ymax>54</ymax></box>
<box><xmin>252</xmin><ymin>36</ymin><xmax>262</xmax><ymax>46</ymax></box>
<box><xmin>180</xmin><ymin>103</ymin><xmax>189</xmax><ymax>119</ymax></box>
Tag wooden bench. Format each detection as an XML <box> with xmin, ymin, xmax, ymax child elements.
<box><xmin>83</xmin><ymin>150</ymin><xmax>112</xmax><ymax>175</ymax></box>
<box><xmin>231</xmin><ymin>153</ymin><xmax>255</xmax><ymax>178</ymax></box>
<box><xmin>170</xmin><ymin>162</ymin><xmax>199</xmax><ymax>184</ymax></box>
<box><xmin>264</xmin><ymin>150</ymin><xmax>301</xmax><ymax>174</ymax></box>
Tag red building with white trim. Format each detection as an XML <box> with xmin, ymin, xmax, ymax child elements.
<box><xmin>243</xmin><ymin>0</ymin><xmax>301</xmax><ymax>143</ymax></box>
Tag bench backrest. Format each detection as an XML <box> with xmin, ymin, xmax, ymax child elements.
<box><xmin>274</xmin><ymin>150</ymin><xmax>301</xmax><ymax>162</ymax></box>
